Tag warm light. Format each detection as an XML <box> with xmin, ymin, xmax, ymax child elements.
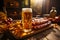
<box><xmin>30</xmin><ymin>0</ymin><xmax>44</xmax><ymax>15</ymax></box>
<box><xmin>35</xmin><ymin>0</ymin><xmax>43</xmax><ymax>4</ymax></box>
<box><xmin>31</xmin><ymin>0</ymin><xmax>43</xmax><ymax>5</ymax></box>
<box><xmin>25</xmin><ymin>0</ymin><xmax>28</xmax><ymax>5</ymax></box>
<box><xmin>23</xmin><ymin>29</ymin><xmax>31</xmax><ymax>32</ymax></box>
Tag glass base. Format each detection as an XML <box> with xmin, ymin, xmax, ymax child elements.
<box><xmin>23</xmin><ymin>29</ymin><xmax>32</xmax><ymax>32</ymax></box>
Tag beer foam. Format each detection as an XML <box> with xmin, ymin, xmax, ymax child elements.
<box><xmin>22</xmin><ymin>8</ymin><xmax>32</xmax><ymax>12</ymax></box>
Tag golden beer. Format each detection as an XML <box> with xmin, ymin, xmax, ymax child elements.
<box><xmin>22</xmin><ymin>8</ymin><xmax>32</xmax><ymax>32</ymax></box>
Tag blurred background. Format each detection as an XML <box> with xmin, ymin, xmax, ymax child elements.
<box><xmin>0</xmin><ymin>0</ymin><xmax>60</xmax><ymax>19</ymax></box>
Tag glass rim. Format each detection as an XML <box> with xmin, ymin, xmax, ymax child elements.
<box><xmin>22</xmin><ymin>8</ymin><xmax>32</xmax><ymax>12</ymax></box>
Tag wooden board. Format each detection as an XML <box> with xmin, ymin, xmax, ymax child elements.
<box><xmin>20</xmin><ymin>24</ymin><xmax>52</xmax><ymax>39</ymax></box>
<box><xmin>11</xmin><ymin>24</ymin><xmax>53</xmax><ymax>39</ymax></box>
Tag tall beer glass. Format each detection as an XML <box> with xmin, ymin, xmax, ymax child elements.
<box><xmin>22</xmin><ymin>8</ymin><xmax>32</xmax><ymax>32</ymax></box>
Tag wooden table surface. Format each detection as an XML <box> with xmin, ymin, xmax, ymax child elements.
<box><xmin>25</xmin><ymin>24</ymin><xmax>60</xmax><ymax>40</ymax></box>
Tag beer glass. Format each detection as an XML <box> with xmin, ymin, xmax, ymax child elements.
<box><xmin>22</xmin><ymin>8</ymin><xmax>32</xmax><ymax>32</ymax></box>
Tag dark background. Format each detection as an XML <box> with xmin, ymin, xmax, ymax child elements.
<box><xmin>50</xmin><ymin>0</ymin><xmax>60</xmax><ymax>15</ymax></box>
<box><xmin>42</xmin><ymin>0</ymin><xmax>60</xmax><ymax>15</ymax></box>
<box><xmin>0</xmin><ymin>0</ymin><xmax>4</xmax><ymax>11</ymax></box>
<box><xmin>0</xmin><ymin>0</ymin><xmax>60</xmax><ymax>19</ymax></box>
